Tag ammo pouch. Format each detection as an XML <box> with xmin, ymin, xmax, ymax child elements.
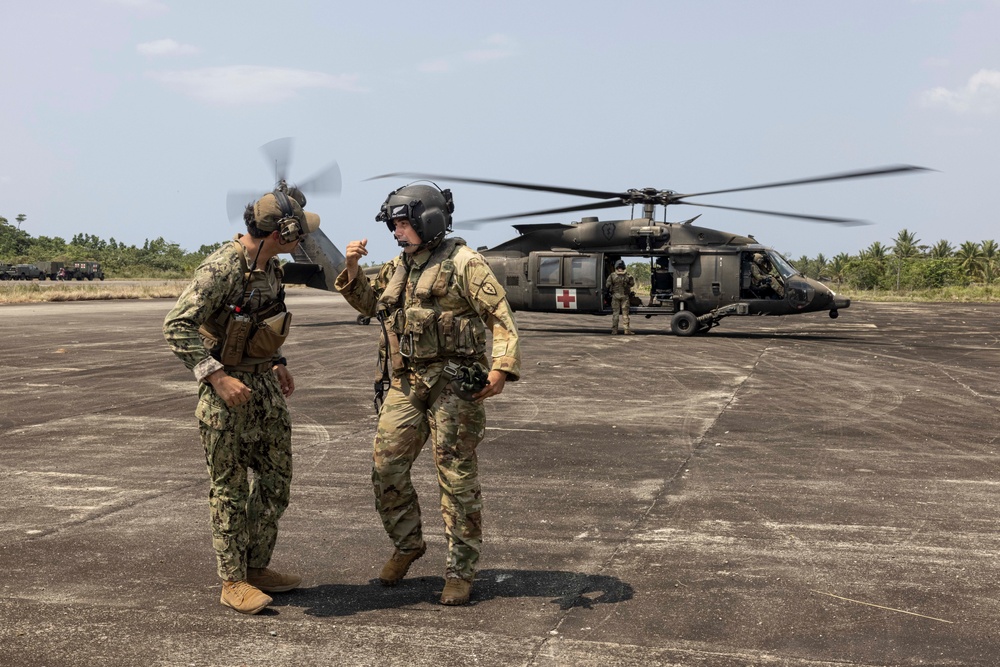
<box><xmin>246</xmin><ymin>311</ymin><xmax>291</xmax><ymax>359</ymax></box>
<box><xmin>219</xmin><ymin>314</ymin><xmax>253</xmax><ymax>366</ymax></box>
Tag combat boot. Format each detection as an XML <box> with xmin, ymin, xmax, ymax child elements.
<box><xmin>379</xmin><ymin>541</ymin><xmax>427</xmax><ymax>586</ymax></box>
<box><xmin>220</xmin><ymin>580</ymin><xmax>272</xmax><ymax>615</ymax></box>
<box><xmin>440</xmin><ymin>577</ymin><xmax>473</xmax><ymax>605</ymax></box>
<box><xmin>247</xmin><ymin>567</ymin><xmax>302</xmax><ymax>593</ymax></box>
<box><xmin>624</xmin><ymin>329</ymin><xmax>635</xmax><ymax>335</ymax></box>
<box><xmin>611</xmin><ymin>328</ymin><xmax>618</xmax><ymax>335</ymax></box>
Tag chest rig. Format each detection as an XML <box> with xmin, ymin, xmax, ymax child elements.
<box><xmin>199</xmin><ymin>240</ymin><xmax>290</xmax><ymax>366</ymax></box>
<box><xmin>376</xmin><ymin>238</ymin><xmax>487</xmax><ymax>372</ymax></box>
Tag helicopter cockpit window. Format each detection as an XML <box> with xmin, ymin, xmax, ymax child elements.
<box><xmin>766</xmin><ymin>251</ymin><xmax>799</xmax><ymax>279</ymax></box>
<box><xmin>566</xmin><ymin>256</ymin><xmax>597</xmax><ymax>286</ymax></box>
<box><xmin>538</xmin><ymin>256</ymin><xmax>561</xmax><ymax>286</ymax></box>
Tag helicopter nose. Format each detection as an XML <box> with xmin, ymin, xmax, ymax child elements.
<box><xmin>833</xmin><ymin>294</ymin><xmax>851</xmax><ymax>309</ymax></box>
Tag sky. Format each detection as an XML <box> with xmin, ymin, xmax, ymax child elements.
<box><xmin>2</xmin><ymin>0</ymin><xmax>999</xmax><ymax>264</ymax></box>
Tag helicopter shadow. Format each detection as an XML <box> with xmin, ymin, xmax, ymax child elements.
<box><xmin>271</xmin><ymin>568</ymin><xmax>634</xmax><ymax>617</ymax></box>
<box><xmin>520</xmin><ymin>325</ymin><xmax>855</xmax><ymax>342</ymax></box>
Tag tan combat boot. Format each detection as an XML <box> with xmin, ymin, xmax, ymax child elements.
<box><xmin>624</xmin><ymin>329</ymin><xmax>635</xmax><ymax>335</ymax></box>
<box><xmin>220</xmin><ymin>580</ymin><xmax>272</xmax><ymax>615</ymax></box>
<box><xmin>379</xmin><ymin>541</ymin><xmax>427</xmax><ymax>586</ymax></box>
<box><xmin>247</xmin><ymin>567</ymin><xmax>302</xmax><ymax>593</ymax></box>
<box><xmin>440</xmin><ymin>577</ymin><xmax>472</xmax><ymax>605</ymax></box>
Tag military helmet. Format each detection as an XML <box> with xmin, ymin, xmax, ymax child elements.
<box><xmin>376</xmin><ymin>184</ymin><xmax>454</xmax><ymax>246</ymax></box>
<box><xmin>615</xmin><ymin>259</ymin><xmax>626</xmax><ymax>270</ymax></box>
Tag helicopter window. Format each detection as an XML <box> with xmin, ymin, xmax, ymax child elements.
<box><xmin>538</xmin><ymin>256</ymin><xmax>561</xmax><ymax>286</ymax></box>
<box><xmin>566</xmin><ymin>256</ymin><xmax>597</xmax><ymax>286</ymax></box>
<box><xmin>766</xmin><ymin>251</ymin><xmax>799</xmax><ymax>279</ymax></box>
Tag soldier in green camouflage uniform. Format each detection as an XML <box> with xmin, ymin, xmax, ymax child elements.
<box><xmin>163</xmin><ymin>187</ymin><xmax>319</xmax><ymax>615</ymax></box>
<box><xmin>751</xmin><ymin>252</ymin><xmax>786</xmax><ymax>299</ymax></box>
<box><xmin>336</xmin><ymin>183</ymin><xmax>521</xmax><ymax>606</ymax></box>
<box><xmin>605</xmin><ymin>259</ymin><xmax>635</xmax><ymax>334</ymax></box>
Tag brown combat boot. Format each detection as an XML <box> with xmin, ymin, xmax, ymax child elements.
<box><xmin>378</xmin><ymin>542</ymin><xmax>427</xmax><ymax>586</ymax></box>
<box><xmin>440</xmin><ymin>577</ymin><xmax>472</xmax><ymax>606</ymax></box>
<box><xmin>220</xmin><ymin>580</ymin><xmax>272</xmax><ymax>615</ymax></box>
<box><xmin>247</xmin><ymin>567</ymin><xmax>302</xmax><ymax>593</ymax></box>
<box><xmin>624</xmin><ymin>329</ymin><xmax>635</xmax><ymax>335</ymax></box>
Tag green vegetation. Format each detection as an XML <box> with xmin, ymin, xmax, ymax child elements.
<box><xmin>1</xmin><ymin>214</ymin><xmax>220</xmax><ymax>278</ymax></box>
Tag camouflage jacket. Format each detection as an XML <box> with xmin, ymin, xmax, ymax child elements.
<box><xmin>163</xmin><ymin>237</ymin><xmax>284</xmax><ymax>382</ymax></box>
<box><xmin>605</xmin><ymin>270</ymin><xmax>635</xmax><ymax>298</ymax></box>
<box><xmin>335</xmin><ymin>239</ymin><xmax>521</xmax><ymax>390</ymax></box>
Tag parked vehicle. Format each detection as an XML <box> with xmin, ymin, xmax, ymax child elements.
<box><xmin>10</xmin><ymin>264</ymin><xmax>46</xmax><ymax>280</ymax></box>
<box><xmin>36</xmin><ymin>261</ymin><xmax>65</xmax><ymax>280</ymax></box>
<box><xmin>63</xmin><ymin>261</ymin><xmax>105</xmax><ymax>281</ymax></box>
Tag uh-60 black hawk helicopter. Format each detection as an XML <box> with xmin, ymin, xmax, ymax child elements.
<box><xmin>229</xmin><ymin>141</ymin><xmax>926</xmax><ymax>335</ymax></box>
<box><xmin>354</xmin><ymin>165</ymin><xmax>928</xmax><ymax>335</ymax></box>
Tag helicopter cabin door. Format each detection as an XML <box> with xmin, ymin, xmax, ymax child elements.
<box><xmin>529</xmin><ymin>252</ymin><xmax>603</xmax><ymax>313</ymax></box>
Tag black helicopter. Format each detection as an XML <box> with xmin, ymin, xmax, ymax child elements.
<box><xmin>356</xmin><ymin>166</ymin><xmax>927</xmax><ymax>335</ymax></box>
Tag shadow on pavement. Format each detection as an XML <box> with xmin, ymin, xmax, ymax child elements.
<box><xmin>274</xmin><ymin>569</ymin><xmax>634</xmax><ymax>617</ymax></box>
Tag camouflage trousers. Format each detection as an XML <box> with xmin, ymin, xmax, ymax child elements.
<box><xmin>196</xmin><ymin>370</ymin><xmax>292</xmax><ymax>582</ymax></box>
<box><xmin>610</xmin><ymin>295</ymin><xmax>630</xmax><ymax>332</ymax></box>
<box><xmin>373</xmin><ymin>372</ymin><xmax>486</xmax><ymax>582</ymax></box>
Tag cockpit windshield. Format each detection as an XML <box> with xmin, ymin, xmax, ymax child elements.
<box><xmin>766</xmin><ymin>250</ymin><xmax>799</xmax><ymax>279</ymax></box>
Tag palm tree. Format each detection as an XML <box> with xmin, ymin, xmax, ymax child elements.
<box><xmin>979</xmin><ymin>239</ymin><xmax>998</xmax><ymax>284</ymax></box>
<box><xmin>861</xmin><ymin>241</ymin><xmax>888</xmax><ymax>263</ymax></box>
<box><xmin>892</xmin><ymin>229</ymin><xmax>920</xmax><ymax>259</ymax></box>
<box><xmin>955</xmin><ymin>241</ymin><xmax>984</xmax><ymax>282</ymax></box>
<box><xmin>928</xmin><ymin>239</ymin><xmax>954</xmax><ymax>259</ymax></box>
<box><xmin>827</xmin><ymin>253</ymin><xmax>849</xmax><ymax>285</ymax></box>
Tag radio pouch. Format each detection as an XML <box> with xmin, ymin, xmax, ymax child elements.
<box><xmin>220</xmin><ymin>314</ymin><xmax>252</xmax><ymax>365</ymax></box>
<box><xmin>246</xmin><ymin>311</ymin><xmax>291</xmax><ymax>359</ymax></box>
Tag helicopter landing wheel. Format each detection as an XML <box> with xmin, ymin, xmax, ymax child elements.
<box><xmin>357</xmin><ymin>315</ymin><xmax>371</xmax><ymax>326</ymax></box>
<box><xmin>670</xmin><ymin>311</ymin><xmax>699</xmax><ymax>336</ymax></box>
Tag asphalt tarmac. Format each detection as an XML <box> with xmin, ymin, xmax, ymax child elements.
<box><xmin>1</xmin><ymin>291</ymin><xmax>998</xmax><ymax>667</ymax></box>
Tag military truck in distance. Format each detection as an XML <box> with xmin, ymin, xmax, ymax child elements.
<box><xmin>6</xmin><ymin>264</ymin><xmax>47</xmax><ymax>280</ymax></box>
<box><xmin>36</xmin><ymin>261</ymin><xmax>64</xmax><ymax>280</ymax></box>
<box><xmin>62</xmin><ymin>261</ymin><xmax>105</xmax><ymax>281</ymax></box>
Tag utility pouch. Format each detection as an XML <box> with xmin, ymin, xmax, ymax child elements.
<box><xmin>220</xmin><ymin>313</ymin><xmax>252</xmax><ymax>366</ymax></box>
<box><xmin>400</xmin><ymin>306</ymin><xmax>440</xmax><ymax>361</ymax></box>
<box><xmin>442</xmin><ymin>361</ymin><xmax>490</xmax><ymax>401</ymax></box>
<box><xmin>246</xmin><ymin>311</ymin><xmax>291</xmax><ymax>359</ymax></box>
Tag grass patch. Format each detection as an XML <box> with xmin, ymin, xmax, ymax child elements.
<box><xmin>836</xmin><ymin>285</ymin><xmax>1000</xmax><ymax>303</ymax></box>
<box><xmin>0</xmin><ymin>281</ymin><xmax>188</xmax><ymax>304</ymax></box>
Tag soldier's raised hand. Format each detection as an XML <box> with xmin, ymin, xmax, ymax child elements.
<box><xmin>345</xmin><ymin>238</ymin><xmax>368</xmax><ymax>281</ymax></box>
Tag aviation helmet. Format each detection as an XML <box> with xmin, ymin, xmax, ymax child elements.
<box><xmin>615</xmin><ymin>259</ymin><xmax>626</xmax><ymax>270</ymax></box>
<box><xmin>376</xmin><ymin>184</ymin><xmax>454</xmax><ymax>248</ymax></box>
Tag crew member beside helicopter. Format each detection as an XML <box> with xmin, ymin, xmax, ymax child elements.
<box><xmin>163</xmin><ymin>186</ymin><xmax>319</xmax><ymax>615</ymax></box>
<box><xmin>335</xmin><ymin>183</ymin><xmax>521</xmax><ymax>606</ymax></box>
<box><xmin>606</xmin><ymin>259</ymin><xmax>635</xmax><ymax>334</ymax></box>
<box><xmin>750</xmin><ymin>252</ymin><xmax>785</xmax><ymax>299</ymax></box>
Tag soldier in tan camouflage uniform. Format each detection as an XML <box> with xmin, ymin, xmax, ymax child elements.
<box><xmin>163</xmin><ymin>186</ymin><xmax>319</xmax><ymax>614</ymax></box>
<box><xmin>605</xmin><ymin>259</ymin><xmax>635</xmax><ymax>334</ymax></box>
<box><xmin>336</xmin><ymin>183</ymin><xmax>521</xmax><ymax>606</ymax></box>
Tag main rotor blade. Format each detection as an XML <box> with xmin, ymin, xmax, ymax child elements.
<box><xmin>458</xmin><ymin>199</ymin><xmax>627</xmax><ymax>226</ymax></box>
<box><xmin>679</xmin><ymin>201</ymin><xmax>871</xmax><ymax>226</ymax></box>
<box><xmin>226</xmin><ymin>190</ymin><xmax>259</xmax><ymax>222</ymax></box>
<box><xmin>297</xmin><ymin>161</ymin><xmax>342</xmax><ymax>196</ymax></box>
<box><xmin>260</xmin><ymin>137</ymin><xmax>294</xmax><ymax>182</ymax></box>
<box><xmin>675</xmin><ymin>164</ymin><xmax>930</xmax><ymax>200</ymax></box>
<box><xmin>368</xmin><ymin>172</ymin><xmax>624</xmax><ymax>201</ymax></box>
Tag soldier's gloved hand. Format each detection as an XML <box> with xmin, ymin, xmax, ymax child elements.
<box><xmin>473</xmin><ymin>369</ymin><xmax>508</xmax><ymax>403</ymax></box>
<box><xmin>273</xmin><ymin>364</ymin><xmax>295</xmax><ymax>398</ymax></box>
<box><xmin>207</xmin><ymin>370</ymin><xmax>252</xmax><ymax>407</ymax></box>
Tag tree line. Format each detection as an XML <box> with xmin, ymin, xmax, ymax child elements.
<box><xmin>3</xmin><ymin>214</ymin><xmax>997</xmax><ymax>290</ymax></box>
<box><xmin>0</xmin><ymin>215</ymin><xmax>221</xmax><ymax>278</ymax></box>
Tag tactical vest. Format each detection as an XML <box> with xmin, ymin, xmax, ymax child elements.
<box><xmin>199</xmin><ymin>240</ymin><xmax>289</xmax><ymax>366</ymax></box>
<box><xmin>377</xmin><ymin>239</ymin><xmax>486</xmax><ymax>370</ymax></box>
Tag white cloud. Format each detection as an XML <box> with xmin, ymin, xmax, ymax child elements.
<box><xmin>419</xmin><ymin>34</ymin><xmax>519</xmax><ymax>75</ymax></box>
<box><xmin>148</xmin><ymin>66</ymin><xmax>366</xmax><ymax>105</ymax></box>
<box><xmin>920</xmin><ymin>69</ymin><xmax>1000</xmax><ymax>114</ymax></box>
<box><xmin>137</xmin><ymin>39</ymin><xmax>200</xmax><ymax>57</ymax></box>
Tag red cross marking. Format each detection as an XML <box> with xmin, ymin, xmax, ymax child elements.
<box><xmin>556</xmin><ymin>289</ymin><xmax>576</xmax><ymax>309</ymax></box>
